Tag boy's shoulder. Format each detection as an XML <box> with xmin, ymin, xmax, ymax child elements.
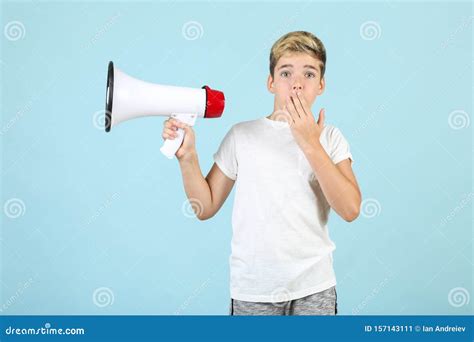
<box><xmin>227</xmin><ymin>117</ymin><xmax>264</xmax><ymax>134</ymax></box>
<box><xmin>320</xmin><ymin>124</ymin><xmax>345</xmax><ymax>144</ymax></box>
<box><xmin>232</xmin><ymin>118</ymin><xmax>263</xmax><ymax>129</ymax></box>
<box><xmin>321</xmin><ymin>124</ymin><xmax>337</xmax><ymax>137</ymax></box>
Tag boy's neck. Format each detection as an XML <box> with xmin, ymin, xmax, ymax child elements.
<box><xmin>266</xmin><ymin>108</ymin><xmax>281</xmax><ymax>121</ymax></box>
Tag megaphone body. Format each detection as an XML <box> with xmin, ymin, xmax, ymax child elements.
<box><xmin>105</xmin><ymin>61</ymin><xmax>225</xmax><ymax>158</ymax></box>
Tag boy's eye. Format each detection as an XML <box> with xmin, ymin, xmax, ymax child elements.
<box><xmin>280</xmin><ymin>71</ymin><xmax>316</xmax><ymax>79</ymax></box>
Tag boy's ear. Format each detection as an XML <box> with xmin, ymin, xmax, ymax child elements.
<box><xmin>267</xmin><ymin>74</ymin><xmax>275</xmax><ymax>94</ymax></box>
<box><xmin>317</xmin><ymin>76</ymin><xmax>326</xmax><ymax>95</ymax></box>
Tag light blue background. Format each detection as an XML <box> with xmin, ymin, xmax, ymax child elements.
<box><xmin>1</xmin><ymin>1</ymin><xmax>472</xmax><ymax>315</ymax></box>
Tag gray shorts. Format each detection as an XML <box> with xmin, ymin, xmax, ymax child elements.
<box><xmin>229</xmin><ymin>286</ymin><xmax>338</xmax><ymax>316</ymax></box>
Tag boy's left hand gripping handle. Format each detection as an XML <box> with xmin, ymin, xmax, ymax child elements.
<box><xmin>160</xmin><ymin>128</ymin><xmax>185</xmax><ymax>159</ymax></box>
<box><xmin>160</xmin><ymin>113</ymin><xmax>197</xmax><ymax>159</ymax></box>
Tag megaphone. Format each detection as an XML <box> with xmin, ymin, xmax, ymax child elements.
<box><xmin>105</xmin><ymin>61</ymin><xmax>225</xmax><ymax>159</ymax></box>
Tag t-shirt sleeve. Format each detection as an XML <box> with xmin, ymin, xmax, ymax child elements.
<box><xmin>329</xmin><ymin>127</ymin><xmax>354</xmax><ymax>165</ymax></box>
<box><xmin>213</xmin><ymin>126</ymin><xmax>238</xmax><ymax>180</ymax></box>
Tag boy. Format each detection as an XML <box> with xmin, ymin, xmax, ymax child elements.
<box><xmin>162</xmin><ymin>31</ymin><xmax>362</xmax><ymax>315</ymax></box>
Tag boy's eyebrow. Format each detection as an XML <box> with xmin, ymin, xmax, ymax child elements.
<box><xmin>278</xmin><ymin>64</ymin><xmax>319</xmax><ymax>72</ymax></box>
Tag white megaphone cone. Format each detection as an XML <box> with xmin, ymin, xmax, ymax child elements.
<box><xmin>105</xmin><ymin>61</ymin><xmax>225</xmax><ymax>158</ymax></box>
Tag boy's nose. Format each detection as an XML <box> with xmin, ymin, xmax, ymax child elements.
<box><xmin>292</xmin><ymin>79</ymin><xmax>303</xmax><ymax>91</ymax></box>
<box><xmin>292</xmin><ymin>84</ymin><xmax>302</xmax><ymax>93</ymax></box>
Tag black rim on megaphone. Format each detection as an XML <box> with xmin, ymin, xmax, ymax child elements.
<box><xmin>105</xmin><ymin>61</ymin><xmax>114</xmax><ymax>132</ymax></box>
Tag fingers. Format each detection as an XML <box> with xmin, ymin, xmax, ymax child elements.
<box><xmin>162</xmin><ymin>127</ymin><xmax>179</xmax><ymax>140</ymax></box>
<box><xmin>164</xmin><ymin>118</ymin><xmax>187</xmax><ymax>131</ymax></box>
<box><xmin>293</xmin><ymin>92</ymin><xmax>308</xmax><ymax>117</ymax></box>
<box><xmin>162</xmin><ymin>118</ymin><xmax>188</xmax><ymax>140</ymax></box>
<box><xmin>284</xmin><ymin>95</ymin><xmax>298</xmax><ymax>124</ymax></box>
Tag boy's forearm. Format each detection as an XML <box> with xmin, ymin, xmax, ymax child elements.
<box><xmin>178</xmin><ymin>152</ymin><xmax>213</xmax><ymax>220</ymax></box>
<box><xmin>303</xmin><ymin>143</ymin><xmax>361</xmax><ymax>222</ymax></box>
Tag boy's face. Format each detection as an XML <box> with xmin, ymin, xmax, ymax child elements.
<box><xmin>267</xmin><ymin>52</ymin><xmax>325</xmax><ymax>111</ymax></box>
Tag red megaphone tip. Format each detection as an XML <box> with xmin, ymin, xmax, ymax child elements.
<box><xmin>202</xmin><ymin>85</ymin><xmax>225</xmax><ymax>118</ymax></box>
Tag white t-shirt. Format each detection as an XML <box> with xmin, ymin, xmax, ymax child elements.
<box><xmin>213</xmin><ymin>116</ymin><xmax>354</xmax><ymax>302</ymax></box>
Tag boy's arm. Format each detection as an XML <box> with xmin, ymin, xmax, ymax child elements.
<box><xmin>305</xmin><ymin>145</ymin><xmax>362</xmax><ymax>222</ymax></box>
<box><xmin>179</xmin><ymin>152</ymin><xmax>235</xmax><ymax>220</ymax></box>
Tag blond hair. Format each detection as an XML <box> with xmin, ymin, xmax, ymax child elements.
<box><xmin>269</xmin><ymin>31</ymin><xmax>326</xmax><ymax>79</ymax></box>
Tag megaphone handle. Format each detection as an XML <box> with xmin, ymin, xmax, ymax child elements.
<box><xmin>160</xmin><ymin>128</ymin><xmax>185</xmax><ymax>159</ymax></box>
<box><xmin>160</xmin><ymin>113</ymin><xmax>197</xmax><ymax>159</ymax></box>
